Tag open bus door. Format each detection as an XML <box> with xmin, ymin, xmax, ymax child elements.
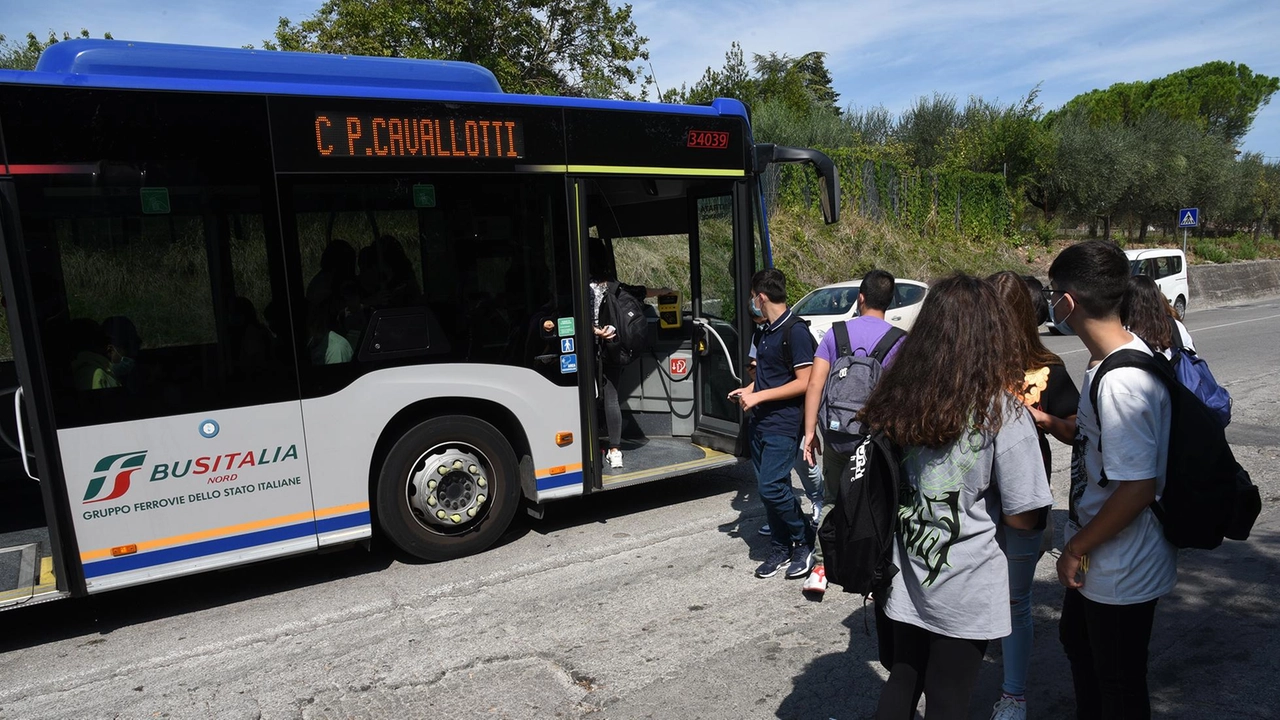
<box><xmin>688</xmin><ymin>184</ymin><xmax>750</xmax><ymax>455</ymax></box>
<box><xmin>572</xmin><ymin>176</ymin><xmax>746</xmax><ymax>494</ymax></box>
<box><xmin>0</xmin><ymin>180</ymin><xmax>73</xmax><ymax>608</ymax></box>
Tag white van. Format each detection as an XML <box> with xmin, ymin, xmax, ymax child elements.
<box><xmin>1125</xmin><ymin>247</ymin><xmax>1189</xmax><ymax>319</ymax></box>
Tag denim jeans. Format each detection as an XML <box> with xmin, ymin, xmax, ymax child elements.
<box><xmin>794</xmin><ymin>445</ymin><xmax>823</xmax><ymax>508</ymax></box>
<box><xmin>1000</xmin><ymin>526</ymin><xmax>1044</xmax><ymax>697</ymax></box>
<box><xmin>811</xmin><ymin>445</ymin><xmax>851</xmax><ymax>565</ymax></box>
<box><xmin>751</xmin><ymin>427</ymin><xmax>809</xmax><ymax>549</ymax></box>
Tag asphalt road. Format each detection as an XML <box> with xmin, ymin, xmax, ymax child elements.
<box><xmin>0</xmin><ymin>298</ymin><xmax>1276</xmax><ymax>720</ymax></box>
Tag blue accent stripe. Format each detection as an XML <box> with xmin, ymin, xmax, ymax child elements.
<box><xmin>0</xmin><ymin>37</ymin><xmax>743</xmax><ymax>119</ymax></box>
<box><xmin>83</xmin><ymin>511</ymin><xmax>369</xmax><ymax>579</ymax></box>
<box><xmin>536</xmin><ymin>471</ymin><xmax>583</xmax><ymax>491</ymax></box>
<box><xmin>316</xmin><ymin>511</ymin><xmax>371</xmax><ymax>534</ymax></box>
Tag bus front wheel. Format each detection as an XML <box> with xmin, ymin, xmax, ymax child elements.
<box><xmin>376</xmin><ymin>415</ymin><xmax>520</xmax><ymax>562</ymax></box>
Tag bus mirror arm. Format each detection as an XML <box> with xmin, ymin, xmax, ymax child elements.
<box><xmin>753</xmin><ymin>144</ymin><xmax>840</xmax><ymax>225</ymax></box>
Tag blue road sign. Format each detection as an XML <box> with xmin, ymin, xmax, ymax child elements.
<box><xmin>560</xmin><ymin>337</ymin><xmax>574</xmax><ymax>354</ymax></box>
<box><xmin>1179</xmin><ymin>208</ymin><xmax>1199</xmax><ymax>228</ymax></box>
<box><xmin>560</xmin><ymin>353</ymin><xmax>578</xmax><ymax>374</ymax></box>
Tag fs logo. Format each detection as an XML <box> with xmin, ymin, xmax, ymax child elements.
<box><xmin>83</xmin><ymin>451</ymin><xmax>147</xmax><ymax>504</ymax></box>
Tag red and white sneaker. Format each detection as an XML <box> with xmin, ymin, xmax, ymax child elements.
<box><xmin>802</xmin><ymin>564</ymin><xmax>827</xmax><ymax>594</ymax></box>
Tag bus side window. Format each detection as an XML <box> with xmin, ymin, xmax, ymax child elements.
<box><xmin>4</xmin><ymin>90</ymin><xmax>297</xmax><ymax>428</ymax></box>
<box><xmin>285</xmin><ymin>175</ymin><xmax>572</xmax><ymax>387</ymax></box>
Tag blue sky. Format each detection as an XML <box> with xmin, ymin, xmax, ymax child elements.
<box><xmin>5</xmin><ymin>0</ymin><xmax>1279</xmax><ymax>156</ymax></box>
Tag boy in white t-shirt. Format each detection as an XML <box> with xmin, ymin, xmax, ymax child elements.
<box><xmin>1047</xmin><ymin>240</ymin><xmax>1175</xmax><ymax>720</ymax></box>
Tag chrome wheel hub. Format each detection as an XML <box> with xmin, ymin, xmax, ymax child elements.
<box><xmin>406</xmin><ymin>444</ymin><xmax>491</xmax><ymax>529</ymax></box>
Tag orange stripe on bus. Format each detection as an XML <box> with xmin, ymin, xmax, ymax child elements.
<box><xmin>535</xmin><ymin>463</ymin><xmax>583</xmax><ymax>478</ymax></box>
<box><xmin>78</xmin><ymin>501</ymin><xmax>371</xmax><ymax>562</ymax></box>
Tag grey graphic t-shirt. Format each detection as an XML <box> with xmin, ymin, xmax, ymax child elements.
<box><xmin>884</xmin><ymin>398</ymin><xmax>1051</xmax><ymax>640</ymax></box>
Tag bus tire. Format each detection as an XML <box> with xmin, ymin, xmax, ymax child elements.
<box><xmin>376</xmin><ymin>415</ymin><xmax>520</xmax><ymax>562</ymax></box>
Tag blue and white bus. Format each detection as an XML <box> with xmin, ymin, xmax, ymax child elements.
<box><xmin>0</xmin><ymin>39</ymin><xmax>838</xmax><ymax>608</ymax></box>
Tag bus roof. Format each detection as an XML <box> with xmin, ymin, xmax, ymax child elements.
<box><xmin>0</xmin><ymin>39</ymin><xmax>748</xmax><ymax>121</ymax></box>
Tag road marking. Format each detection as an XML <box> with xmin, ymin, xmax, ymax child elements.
<box><xmin>1190</xmin><ymin>313</ymin><xmax>1280</xmax><ymax>333</ymax></box>
<box><xmin>1050</xmin><ymin>312</ymin><xmax>1280</xmax><ymax>356</ymax></box>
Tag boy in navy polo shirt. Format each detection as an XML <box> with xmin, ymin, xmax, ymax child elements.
<box><xmin>729</xmin><ymin>269</ymin><xmax>817</xmax><ymax>579</ymax></box>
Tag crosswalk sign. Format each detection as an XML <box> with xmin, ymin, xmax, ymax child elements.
<box><xmin>1178</xmin><ymin>208</ymin><xmax>1199</xmax><ymax>228</ymax></box>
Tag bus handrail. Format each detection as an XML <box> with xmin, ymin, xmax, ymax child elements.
<box><xmin>9</xmin><ymin>387</ymin><xmax>37</xmax><ymax>481</ymax></box>
<box><xmin>691</xmin><ymin>318</ymin><xmax>741</xmax><ymax>384</ymax></box>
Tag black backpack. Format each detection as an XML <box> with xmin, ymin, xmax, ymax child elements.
<box><xmin>601</xmin><ymin>281</ymin><xmax>649</xmax><ymax>365</ymax></box>
<box><xmin>1089</xmin><ymin>349</ymin><xmax>1260</xmax><ymax>550</ymax></box>
<box><xmin>819</xmin><ymin>323</ymin><xmax>905</xmax><ymax>454</ymax></box>
<box><xmin>818</xmin><ymin>431</ymin><xmax>904</xmax><ymax>595</ymax></box>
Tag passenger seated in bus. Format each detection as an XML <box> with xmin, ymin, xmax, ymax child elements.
<box><xmin>227</xmin><ymin>297</ymin><xmax>274</xmax><ymax>371</ymax></box>
<box><xmin>101</xmin><ymin>315</ymin><xmax>141</xmax><ymax>392</ymax></box>
<box><xmin>67</xmin><ymin>318</ymin><xmax>121</xmax><ymax>390</ymax></box>
<box><xmin>262</xmin><ymin>299</ymin><xmax>291</xmax><ymax>362</ymax></box>
<box><xmin>358</xmin><ymin>236</ymin><xmax>421</xmax><ymax>308</ymax></box>
<box><xmin>306</xmin><ymin>239</ymin><xmax>357</xmax><ymax>306</ymax></box>
<box><xmin>337</xmin><ymin>280</ymin><xmax>370</xmax><ymax>349</ymax></box>
<box><xmin>306</xmin><ymin>290</ymin><xmax>354</xmax><ymax>365</ymax></box>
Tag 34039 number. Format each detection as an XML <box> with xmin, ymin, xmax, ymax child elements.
<box><xmin>686</xmin><ymin>130</ymin><xmax>730</xmax><ymax>149</ymax></box>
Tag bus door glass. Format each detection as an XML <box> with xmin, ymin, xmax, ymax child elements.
<box><xmin>689</xmin><ymin>189</ymin><xmax>746</xmax><ymax>452</ymax></box>
<box><xmin>0</xmin><ymin>87</ymin><xmax>315</xmax><ymax>594</ymax></box>
<box><xmin>0</xmin><ymin>177</ymin><xmax>72</xmax><ymax>606</ymax></box>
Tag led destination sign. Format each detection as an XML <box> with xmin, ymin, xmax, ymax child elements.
<box><xmin>315</xmin><ymin>113</ymin><xmax>525</xmax><ymax>159</ymax></box>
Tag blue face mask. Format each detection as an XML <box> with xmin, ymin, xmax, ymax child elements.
<box><xmin>1048</xmin><ymin>293</ymin><xmax>1075</xmax><ymax>336</ymax></box>
<box><xmin>749</xmin><ymin>295</ymin><xmax>764</xmax><ymax>318</ymax></box>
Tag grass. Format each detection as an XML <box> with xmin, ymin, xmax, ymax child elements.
<box><xmin>766</xmin><ymin>207</ymin><xmax>1031</xmax><ymax>304</ymax></box>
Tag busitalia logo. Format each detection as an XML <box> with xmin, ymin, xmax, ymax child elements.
<box><xmin>80</xmin><ymin>445</ymin><xmax>300</xmax><ymax>505</ymax></box>
<box><xmin>83</xmin><ymin>451</ymin><xmax>148</xmax><ymax>504</ymax></box>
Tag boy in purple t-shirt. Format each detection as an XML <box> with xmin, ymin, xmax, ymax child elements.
<box><xmin>800</xmin><ymin>269</ymin><xmax>905</xmax><ymax>594</ymax></box>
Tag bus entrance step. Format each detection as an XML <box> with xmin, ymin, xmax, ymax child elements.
<box><xmin>0</xmin><ymin>543</ymin><xmax>40</xmax><ymax>600</ymax></box>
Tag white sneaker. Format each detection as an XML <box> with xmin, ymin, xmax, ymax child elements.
<box><xmin>606</xmin><ymin>448</ymin><xmax>623</xmax><ymax>469</ymax></box>
<box><xmin>802</xmin><ymin>564</ymin><xmax>827</xmax><ymax>594</ymax></box>
<box><xmin>990</xmin><ymin>696</ymin><xmax>1026</xmax><ymax>720</ymax></box>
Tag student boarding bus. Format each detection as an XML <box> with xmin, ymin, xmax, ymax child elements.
<box><xmin>0</xmin><ymin>40</ymin><xmax>838</xmax><ymax>609</ymax></box>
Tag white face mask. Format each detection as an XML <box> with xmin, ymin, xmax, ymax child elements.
<box><xmin>1048</xmin><ymin>293</ymin><xmax>1075</xmax><ymax>336</ymax></box>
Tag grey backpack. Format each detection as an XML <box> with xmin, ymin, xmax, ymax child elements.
<box><xmin>819</xmin><ymin>322</ymin><xmax>905</xmax><ymax>454</ymax></box>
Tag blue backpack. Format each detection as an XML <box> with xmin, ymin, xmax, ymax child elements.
<box><xmin>1166</xmin><ymin>315</ymin><xmax>1231</xmax><ymax>428</ymax></box>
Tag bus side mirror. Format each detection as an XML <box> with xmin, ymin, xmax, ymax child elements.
<box><xmin>817</xmin><ymin>175</ymin><xmax>833</xmax><ymax>225</ymax></box>
<box><xmin>753</xmin><ymin>144</ymin><xmax>840</xmax><ymax>225</ymax></box>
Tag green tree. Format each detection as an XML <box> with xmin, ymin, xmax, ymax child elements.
<box><xmin>792</xmin><ymin>52</ymin><xmax>839</xmax><ymax>115</ymax></box>
<box><xmin>662</xmin><ymin>45</ymin><xmax>839</xmax><ymax>119</ymax></box>
<box><xmin>1060</xmin><ymin>61</ymin><xmax>1280</xmax><ymax>146</ymax></box>
<box><xmin>264</xmin><ymin>0</ymin><xmax>650</xmax><ymax>99</ymax></box>
<box><xmin>846</xmin><ymin>104</ymin><xmax>895</xmax><ymax>146</ymax></box>
<box><xmin>943</xmin><ymin>87</ymin><xmax>1055</xmax><ymax>189</ymax></box>
<box><xmin>1115</xmin><ymin>113</ymin><xmax>1206</xmax><ymax>242</ymax></box>
<box><xmin>894</xmin><ymin>93</ymin><xmax>961</xmax><ymax>168</ymax></box>
<box><xmin>660</xmin><ymin>41</ymin><xmax>755</xmax><ymax>105</ymax></box>
<box><xmin>1051</xmin><ymin>110</ymin><xmax>1137</xmax><ymax>241</ymax></box>
<box><xmin>752</xmin><ymin>51</ymin><xmax>839</xmax><ymax>116</ymax></box>
<box><xmin>0</xmin><ymin>28</ymin><xmax>112</xmax><ymax>70</ymax></box>
<box><xmin>1229</xmin><ymin>153</ymin><xmax>1280</xmax><ymax>242</ymax></box>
